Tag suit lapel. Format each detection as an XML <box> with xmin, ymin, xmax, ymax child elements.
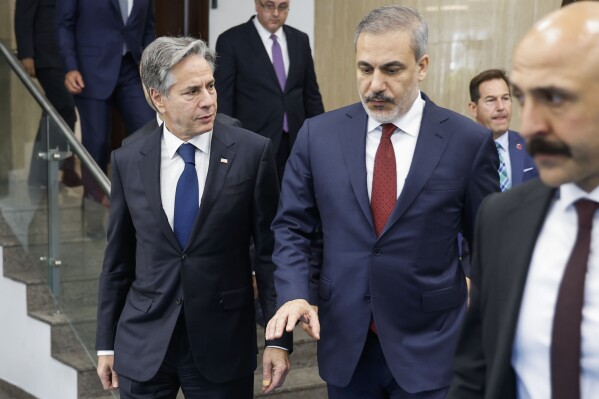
<box><xmin>508</xmin><ymin>131</ymin><xmax>525</xmax><ymax>186</ymax></box>
<box><xmin>284</xmin><ymin>26</ymin><xmax>298</xmax><ymax>92</ymax></box>
<box><xmin>188</xmin><ymin>123</ymin><xmax>236</xmax><ymax>243</ymax></box>
<box><xmin>338</xmin><ymin>105</ymin><xmax>373</xmax><ymax>231</ymax></box>
<box><xmin>246</xmin><ymin>18</ymin><xmax>282</xmax><ymax>93</ymax></box>
<box><xmin>382</xmin><ymin>97</ymin><xmax>451</xmax><ymax>235</ymax></box>
<box><xmin>493</xmin><ymin>181</ymin><xmax>555</xmax><ymax>378</ymax></box>
<box><xmin>110</xmin><ymin>0</ymin><xmax>124</xmax><ymax>25</ymax></box>
<box><xmin>138</xmin><ymin>127</ymin><xmax>180</xmax><ymax>250</ymax></box>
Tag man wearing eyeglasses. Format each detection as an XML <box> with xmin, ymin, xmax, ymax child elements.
<box><xmin>215</xmin><ymin>0</ymin><xmax>324</xmax><ymax>182</ymax></box>
<box><xmin>468</xmin><ymin>69</ymin><xmax>538</xmax><ymax>191</ymax></box>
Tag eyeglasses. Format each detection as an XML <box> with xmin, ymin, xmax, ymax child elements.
<box><xmin>258</xmin><ymin>0</ymin><xmax>290</xmax><ymax>13</ymax></box>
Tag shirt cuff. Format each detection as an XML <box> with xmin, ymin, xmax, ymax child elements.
<box><xmin>265</xmin><ymin>345</ymin><xmax>288</xmax><ymax>351</ymax></box>
<box><xmin>97</xmin><ymin>350</ymin><xmax>115</xmax><ymax>356</ymax></box>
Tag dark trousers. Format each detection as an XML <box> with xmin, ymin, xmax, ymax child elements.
<box><xmin>28</xmin><ymin>67</ymin><xmax>77</xmax><ymax>186</ymax></box>
<box><xmin>77</xmin><ymin>53</ymin><xmax>153</xmax><ymax>201</ymax></box>
<box><xmin>119</xmin><ymin>315</ymin><xmax>254</xmax><ymax>399</ymax></box>
<box><xmin>327</xmin><ymin>331</ymin><xmax>448</xmax><ymax>399</ymax></box>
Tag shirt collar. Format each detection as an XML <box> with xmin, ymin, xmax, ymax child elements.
<box><xmin>162</xmin><ymin>124</ymin><xmax>212</xmax><ymax>160</ymax></box>
<box><xmin>366</xmin><ymin>91</ymin><xmax>425</xmax><ymax>137</ymax></box>
<box><xmin>494</xmin><ymin>131</ymin><xmax>509</xmax><ymax>150</ymax></box>
<box><xmin>253</xmin><ymin>15</ymin><xmax>285</xmax><ymax>42</ymax></box>
<box><xmin>556</xmin><ymin>183</ymin><xmax>599</xmax><ymax>213</ymax></box>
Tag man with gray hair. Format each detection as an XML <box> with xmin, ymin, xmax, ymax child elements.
<box><xmin>266</xmin><ymin>5</ymin><xmax>499</xmax><ymax>398</ymax></box>
<box><xmin>95</xmin><ymin>36</ymin><xmax>290</xmax><ymax>398</ymax></box>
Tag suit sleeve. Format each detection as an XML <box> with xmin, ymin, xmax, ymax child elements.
<box><xmin>448</xmin><ymin>197</ymin><xmax>491</xmax><ymax>398</ymax></box>
<box><xmin>214</xmin><ymin>34</ymin><xmax>236</xmax><ymax>117</ymax></box>
<box><xmin>55</xmin><ymin>0</ymin><xmax>79</xmax><ymax>72</ymax></box>
<box><xmin>272</xmin><ymin>118</ymin><xmax>321</xmax><ymax>305</ymax></box>
<box><xmin>95</xmin><ymin>150</ymin><xmax>136</xmax><ymax>351</ymax></box>
<box><xmin>14</xmin><ymin>0</ymin><xmax>38</xmax><ymax>60</ymax></box>
<box><xmin>301</xmin><ymin>37</ymin><xmax>324</xmax><ymax>117</ymax></box>
<box><xmin>252</xmin><ymin>139</ymin><xmax>293</xmax><ymax>350</ymax></box>
<box><xmin>141</xmin><ymin>0</ymin><xmax>155</xmax><ymax>49</ymax></box>
<box><xmin>462</xmin><ymin>132</ymin><xmax>500</xmax><ymax>249</ymax></box>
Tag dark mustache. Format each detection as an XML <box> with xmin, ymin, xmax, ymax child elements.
<box><xmin>365</xmin><ymin>93</ymin><xmax>396</xmax><ymax>104</ymax></box>
<box><xmin>527</xmin><ymin>136</ymin><xmax>571</xmax><ymax>157</ymax></box>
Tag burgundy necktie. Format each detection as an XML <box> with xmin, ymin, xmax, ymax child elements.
<box><xmin>369</xmin><ymin>123</ymin><xmax>397</xmax><ymax>334</ymax></box>
<box><xmin>371</xmin><ymin>123</ymin><xmax>397</xmax><ymax>236</ymax></box>
<box><xmin>550</xmin><ymin>199</ymin><xmax>599</xmax><ymax>399</ymax></box>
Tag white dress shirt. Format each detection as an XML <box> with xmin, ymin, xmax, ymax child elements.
<box><xmin>366</xmin><ymin>93</ymin><xmax>425</xmax><ymax>201</ymax></box>
<box><xmin>512</xmin><ymin>183</ymin><xmax>599</xmax><ymax>399</ymax></box>
<box><xmin>160</xmin><ymin>125</ymin><xmax>212</xmax><ymax>230</ymax></box>
<box><xmin>97</xmin><ymin>124</ymin><xmax>212</xmax><ymax>356</ymax></box>
<box><xmin>495</xmin><ymin>132</ymin><xmax>513</xmax><ymax>182</ymax></box>
<box><xmin>253</xmin><ymin>16</ymin><xmax>289</xmax><ymax>76</ymax></box>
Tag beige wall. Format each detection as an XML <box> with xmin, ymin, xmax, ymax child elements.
<box><xmin>1</xmin><ymin>0</ymin><xmax>52</xmax><ymax>175</ymax></box>
<box><xmin>314</xmin><ymin>0</ymin><xmax>562</xmax><ymax>129</ymax></box>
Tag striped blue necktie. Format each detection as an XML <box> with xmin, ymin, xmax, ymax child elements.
<box><xmin>495</xmin><ymin>142</ymin><xmax>511</xmax><ymax>192</ymax></box>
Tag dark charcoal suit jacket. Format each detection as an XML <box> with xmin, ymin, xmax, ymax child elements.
<box><xmin>96</xmin><ymin>119</ymin><xmax>291</xmax><ymax>383</ymax></box>
<box><xmin>214</xmin><ymin>16</ymin><xmax>324</xmax><ymax>153</ymax></box>
<box><xmin>448</xmin><ymin>179</ymin><xmax>555</xmax><ymax>398</ymax></box>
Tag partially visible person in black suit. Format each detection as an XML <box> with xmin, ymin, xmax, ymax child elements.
<box><xmin>14</xmin><ymin>0</ymin><xmax>81</xmax><ymax>187</ymax></box>
<box><xmin>95</xmin><ymin>36</ymin><xmax>290</xmax><ymax>398</ymax></box>
<box><xmin>449</xmin><ymin>3</ymin><xmax>599</xmax><ymax>398</ymax></box>
<box><xmin>214</xmin><ymin>0</ymin><xmax>324</xmax><ymax>181</ymax></box>
<box><xmin>56</xmin><ymin>0</ymin><xmax>155</xmax><ymax>202</ymax></box>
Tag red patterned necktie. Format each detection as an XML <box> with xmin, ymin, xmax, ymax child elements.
<box><xmin>370</xmin><ymin>123</ymin><xmax>397</xmax><ymax>334</ymax></box>
<box><xmin>371</xmin><ymin>123</ymin><xmax>397</xmax><ymax>236</ymax></box>
<box><xmin>550</xmin><ymin>199</ymin><xmax>599</xmax><ymax>399</ymax></box>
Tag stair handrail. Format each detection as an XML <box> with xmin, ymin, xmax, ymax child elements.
<box><xmin>0</xmin><ymin>39</ymin><xmax>110</xmax><ymax>196</ymax></box>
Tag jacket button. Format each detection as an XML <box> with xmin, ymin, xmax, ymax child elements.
<box><xmin>364</xmin><ymin>295</ymin><xmax>371</xmax><ymax>303</ymax></box>
<box><xmin>181</xmin><ymin>254</ymin><xmax>188</xmax><ymax>262</ymax></box>
<box><xmin>373</xmin><ymin>248</ymin><xmax>381</xmax><ymax>256</ymax></box>
<box><xmin>176</xmin><ymin>298</ymin><xmax>183</xmax><ymax>305</ymax></box>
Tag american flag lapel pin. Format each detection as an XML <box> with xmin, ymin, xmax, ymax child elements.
<box><xmin>220</xmin><ymin>158</ymin><xmax>228</xmax><ymax>164</ymax></box>
<box><xmin>516</xmin><ymin>143</ymin><xmax>523</xmax><ymax>150</ymax></box>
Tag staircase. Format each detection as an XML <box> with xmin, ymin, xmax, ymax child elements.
<box><xmin>0</xmin><ymin>176</ymin><xmax>326</xmax><ymax>398</ymax></box>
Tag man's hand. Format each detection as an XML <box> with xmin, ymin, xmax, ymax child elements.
<box><xmin>20</xmin><ymin>58</ymin><xmax>35</xmax><ymax>77</ymax></box>
<box><xmin>261</xmin><ymin>347</ymin><xmax>290</xmax><ymax>394</ymax></box>
<box><xmin>265</xmin><ymin>299</ymin><xmax>320</xmax><ymax>340</ymax></box>
<box><xmin>65</xmin><ymin>70</ymin><xmax>85</xmax><ymax>94</ymax></box>
<box><xmin>299</xmin><ymin>305</ymin><xmax>318</xmax><ymax>335</ymax></box>
<box><xmin>97</xmin><ymin>355</ymin><xmax>119</xmax><ymax>390</ymax></box>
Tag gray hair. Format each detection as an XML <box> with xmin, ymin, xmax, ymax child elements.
<box><xmin>140</xmin><ymin>36</ymin><xmax>216</xmax><ymax>98</ymax></box>
<box><xmin>354</xmin><ymin>5</ymin><xmax>428</xmax><ymax>61</ymax></box>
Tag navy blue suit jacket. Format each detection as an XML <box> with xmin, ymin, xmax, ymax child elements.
<box><xmin>55</xmin><ymin>0</ymin><xmax>155</xmax><ymax>99</ymax></box>
<box><xmin>96</xmin><ymin>120</ymin><xmax>290</xmax><ymax>383</ymax></box>
<box><xmin>272</xmin><ymin>93</ymin><xmax>500</xmax><ymax>392</ymax></box>
<box><xmin>214</xmin><ymin>17</ymin><xmax>324</xmax><ymax>152</ymax></box>
<box><xmin>506</xmin><ymin>130</ymin><xmax>538</xmax><ymax>186</ymax></box>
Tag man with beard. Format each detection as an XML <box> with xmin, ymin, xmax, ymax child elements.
<box><xmin>265</xmin><ymin>5</ymin><xmax>499</xmax><ymax>398</ymax></box>
<box><xmin>449</xmin><ymin>2</ymin><xmax>599</xmax><ymax>398</ymax></box>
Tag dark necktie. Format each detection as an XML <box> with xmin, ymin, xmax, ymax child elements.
<box><xmin>118</xmin><ymin>0</ymin><xmax>129</xmax><ymax>54</ymax></box>
<box><xmin>369</xmin><ymin>123</ymin><xmax>397</xmax><ymax>334</ymax></box>
<box><xmin>550</xmin><ymin>199</ymin><xmax>599</xmax><ymax>399</ymax></box>
<box><xmin>118</xmin><ymin>0</ymin><xmax>129</xmax><ymax>24</ymax></box>
<box><xmin>174</xmin><ymin>143</ymin><xmax>199</xmax><ymax>249</ymax></box>
<box><xmin>371</xmin><ymin>123</ymin><xmax>397</xmax><ymax>236</ymax></box>
<box><xmin>270</xmin><ymin>34</ymin><xmax>289</xmax><ymax>132</ymax></box>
